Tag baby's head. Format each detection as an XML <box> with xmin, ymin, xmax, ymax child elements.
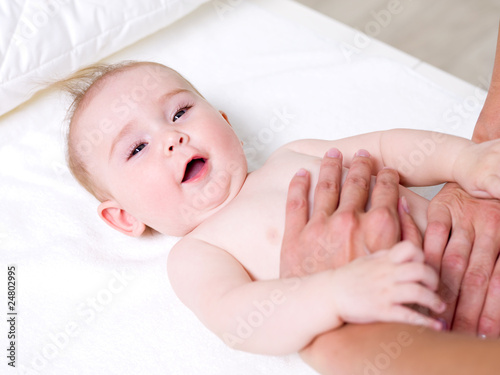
<box><xmin>61</xmin><ymin>61</ymin><xmax>248</xmax><ymax>237</ymax></box>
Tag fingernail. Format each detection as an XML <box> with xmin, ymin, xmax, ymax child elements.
<box><xmin>437</xmin><ymin>318</ymin><xmax>448</xmax><ymax>331</ymax></box>
<box><xmin>355</xmin><ymin>149</ymin><xmax>370</xmax><ymax>157</ymax></box>
<box><xmin>326</xmin><ymin>148</ymin><xmax>341</xmax><ymax>158</ymax></box>
<box><xmin>296</xmin><ymin>168</ymin><xmax>307</xmax><ymax>176</ymax></box>
<box><xmin>400</xmin><ymin>196</ymin><xmax>410</xmax><ymax>214</ymax></box>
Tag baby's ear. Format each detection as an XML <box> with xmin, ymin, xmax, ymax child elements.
<box><xmin>98</xmin><ymin>200</ymin><xmax>145</xmax><ymax>237</ymax></box>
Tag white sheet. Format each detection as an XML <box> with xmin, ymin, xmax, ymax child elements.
<box><xmin>0</xmin><ymin>1</ymin><xmax>483</xmax><ymax>374</ymax></box>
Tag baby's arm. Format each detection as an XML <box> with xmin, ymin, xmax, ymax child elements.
<box><xmin>286</xmin><ymin>129</ymin><xmax>500</xmax><ymax>199</ymax></box>
<box><xmin>168</xmin><ymin>237</ymin><xmax>444</xmax><ymax>355</ymax></box>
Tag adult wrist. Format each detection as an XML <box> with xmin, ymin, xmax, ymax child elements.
<box><xmin>472</xmin><ymin>104</ymin><xmax>500</xmax><ymax>143</ymax></box>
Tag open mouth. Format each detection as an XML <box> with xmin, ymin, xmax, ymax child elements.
<box><xmin>182</xmin><ymin>158</ymin><xmax>207</xmax><ymax>183</ymax></box>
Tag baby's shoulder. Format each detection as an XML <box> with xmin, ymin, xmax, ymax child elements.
<box><xmin>250</xmin><ymin>142</ymin><xmax>323</xmax><ymax>192</ymax></box>
<box><xmin>267</xmin><ymin>138</ymin><xmax>331</xmax><ymax>163</ymax></box>
<box><xmin>170</xmin><ymin>235</ymin><xmax>220</xmax><ymax>258</ymax></box>
<box><xmin>266</xmin><ymin>139</ymin><xmax>320</xmax><ymax>164</ymax></box>
<box><xmin>168</xmin><ymin>236</ymin><xmax>231</xmax><ymax>275</ymax></box>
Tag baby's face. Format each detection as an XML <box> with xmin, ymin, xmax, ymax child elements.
<box><xmin>73</xmin><ymin>64</ymin><xmax>248</xmax><ymax>236</ymax></box>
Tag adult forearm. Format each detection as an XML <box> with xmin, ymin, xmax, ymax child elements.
<box><xmin>300</xmin><ymin>322</ymin><xmax>500</xmax><ymax>375</ymax></box>
<box><xmin>473</xmin><ymin>24</ymin><xmax>500</xmax><ymax>143</ymax></box>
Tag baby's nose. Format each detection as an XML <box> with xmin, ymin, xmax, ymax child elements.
<box><xmin>164</xmin><ymin>132</ymin><xmax>188</xmax><ymax>155</ymax></box>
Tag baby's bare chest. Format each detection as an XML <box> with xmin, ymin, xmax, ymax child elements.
<box><xmin>193</xmin><ymin>152</ymin><xmax>325</xmax><ymax>280</ymax></box>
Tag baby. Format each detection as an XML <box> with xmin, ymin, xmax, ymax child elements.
<box><xmin>61</xmin><ymin>61</ymin><xmax>500</xmax><ymax>355</ymax></box>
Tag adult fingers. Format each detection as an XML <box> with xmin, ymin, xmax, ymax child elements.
<box><xmin>424</xmin><ymin>198</ymin><xmax>452</xmax><ymax>275</ymax></box>
<box><xmin>453</xmin><ymin>233</ymin><xmax>498</xmax><ymax>335</ymax></box>
<box><xmin>337</xmin><ymin>150</ymin><xmax>373</xmax><ymax>213</ymax></box>
<box><xmin>312</xmin><ymin>148</ymin><xmax>343</xmax><ymax>217</ymax></box>
<box><xmin>399</xmin><ymin>196</ymin><xmax>423</xmax><ymax>248</ymax></box>
<box><xmin>364</xmin><ymin>168</ymin><xmax>400</xmax><ymax>250</ymax></box>
<box><xmin>478</xmin><ymin>260</ymin><xmax>500</xmax><ymax>337</ymax></box>
<box><xmin>369</xmin><ymin>168</ymin><xmax>400</xmax><ymax>211</ymax></box>
<box><xmin>438</xmin><ymin>228</ymin><xmax>474</xmax><ymax>328</ymax></box>
<box><xmin>281</xmin><ymin>169</ymin><xmax>311</xmax><ymax>261</ymax></box>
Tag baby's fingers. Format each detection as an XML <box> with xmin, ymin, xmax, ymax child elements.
<box><xmin>395</xmin><ymin>263</ymin><xmax>439</xmax><ymax>291</ymax></box>
<box><xmin>384</xmin><ymin>305</ymin><xmax>444</xmax><ymax>331</ymax></box>
<box><xmin>388</xmin><ymin>241</ymin><xmax>424</xmax><ymax>264</ymax></box>
<box><xmin>394</xmin><ymin>284</ymin><xmax>445</xmax><ymax>315</ymax></box>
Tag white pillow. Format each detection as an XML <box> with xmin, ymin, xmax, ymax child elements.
<box><xmin>0</xmin><ymin>0</ymin><xmax>209</xmax><ymax>116</ymax></box>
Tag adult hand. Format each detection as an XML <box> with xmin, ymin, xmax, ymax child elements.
<box><xmin>424</xmin><ymin>182</ymin><xmax>500</xmax><ymax>337</ymax></box>
<box><xmin>280</xmin><ymin>148</ymin><xmax>421</xmax><ymax>278</ymax></box>
<box><xmin>428</xmin><ymin>23</ymin><xmax>500</xmax><ymax>338</ymax></box>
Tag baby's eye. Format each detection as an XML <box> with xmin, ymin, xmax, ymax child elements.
<box><xmin>173</xmin><ymin>109</ymin><xmax>186</xmax><ymax>122</ymax></box>
<box><xmin>130</xmin><ymin>143</ymin><xmax>146</xmax><ymax>158</ymax></box>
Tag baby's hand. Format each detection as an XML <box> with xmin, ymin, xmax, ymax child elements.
<box><xmin>454</xmin><ymin>139</ymin><xmax>500</xmax><ymax>199</ymax></box>
<box><xmin>331</xmin><ymin>241</ymin><xmax>445</xmax><ymax>330</ymax></box>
